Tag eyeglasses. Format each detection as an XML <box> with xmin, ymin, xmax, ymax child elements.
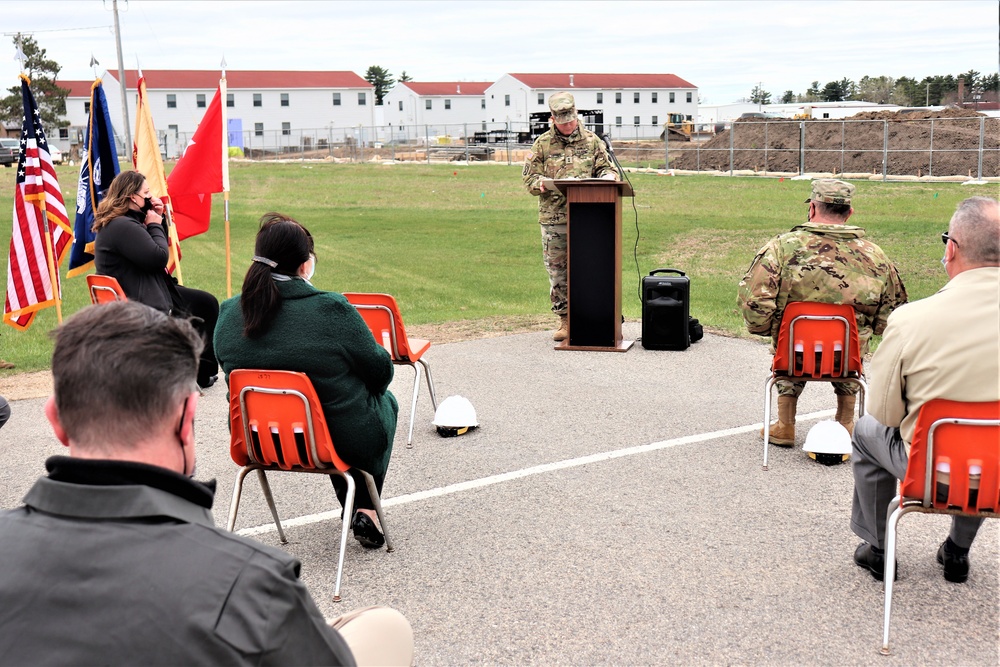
<box><xmin>941</xmin><ymin>231</ymin><xmax>959</xmax><ymax>248</ymax></box>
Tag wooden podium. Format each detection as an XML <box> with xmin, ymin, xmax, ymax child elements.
<box><xmin>552</xmin><ymin>179</ymin><xmax>634</xmax><ymax>352</ymax></box>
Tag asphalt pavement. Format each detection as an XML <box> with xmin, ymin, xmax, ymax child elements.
<box><xmin>2</xmin><ymin>323</ymin><xmax>997</xmax><ymax>665</ymax></box>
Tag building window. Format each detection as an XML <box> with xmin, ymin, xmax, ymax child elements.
<box><xmin>634</xmin><ymin>116</ymin><xmax>640</xmax><ymax>125</ymax></box>
<box><xmin>634</xmin><ymin>92</ymin><xmax>640</xmax><ymax>103</ymax></box>
<box><xmin>652</xmin><ymin>92</ymin><xmax>658</xmax><ymax>103</ymax></box>
<box><xmin>333</xmin><ymin>93</ymin><xmax>341</xmax><ymax>106</ymax></box>
<box><xmin>669</xmin><ymin>92</ymin><xmax>675</xmax><ymax>103</ymax></box>
<box><xmin>505</xmin><ymin>94</ymin><xmax>510</xmax><ymax>107</ymax></box>
<box><xmin>425</xmin><ymin>99</ymin><xmax>432</xmax><ymax>110</ymax></box>
<box><xmin>167</xmin><ymin>124</ymin><xmax>178</xmax><ymax>136</ymax></box>
<box><xmin>398</xmin><ymin>100</ymin><xmax>403</xmax><ymax>111</ymax></box>
<box><xmin>445</xmin><ymin>99</ymin><xmax>451</xmax><ymax>110</ymax></box>
<box><xmin>615</xmin><ymin>92</ymin><xmax>622</xmax><ymax>104</ymax></box>
<box><xmin>358</xmin><ymin>92</ymin><xmax>366</xmax><ymax>105</ymax></box>
<box><xmin>686</xmin><ymin>92</ymin><xmax>693</xmax><ymax>103</ymax></box>
<box><xmin>651</xmin><ymin>115</ymin><xmax>658</xmax><ymax>125</ymax></box>
<box><xmin>84</xmin><ymin>101</ymin><xmax>91</xmax><ymax>114</ymax></box>
<box><xmin>166</xmin><ymin>94</ymin><xmax>176</xmax><ymax>109</ymax></box>
<box><xmin>282</xmin><ymin>122</ymin><xmax>290</xmax><ymax>136</ymax></box>
<box><xmin>537</xmin><ymin>93</ymin><xmax>544</xmax><ymax>104</ymax></box>
<box><xmin>253</xmin><ymin>93</ymin><xmax>262</xmax><ymax>107</ymax></box>
<box><xmin>196</xmin><ymin>94</ymin><xmax>206</xmax><ymax>108</ymax></box>
<box><xmin>481</xmin><ymin>99</ymin><xmax>485</xmax><ymax>109</ymax></box>
<box><xmin>615</xmin><ymin>116</ymin><xmax>622</xmax><ymax>126</ymax></box>
<box><xmin>58</xmin><ymin>128</ymin><xmax>68</xmax><ymax>139</ymax></box>
<box><xmin>596</xmin><ymin>92</ymin><xmax>603</xmax><ymax>104</ymax></box>
<box><xmin>280</xmin><ymin>93</ymin><xmax>289</xmax><ymax>107</ymax></box>
<box><xmin>227</xmin><ymin>93</ymin><xmax>234</xmax><ymax>108</ymax></box>
<box><xmin>254</xmin><ymin>122</ymin><xmax>263</xmax><ymax>137</ymax></box>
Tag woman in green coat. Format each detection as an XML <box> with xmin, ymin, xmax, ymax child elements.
<box><xmin>214</xmin><ymin>213</ymin><xmax>398</xmax><ymax>548</ymax></box>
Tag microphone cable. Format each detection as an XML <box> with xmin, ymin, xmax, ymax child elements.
<box><xmin>602</xmin><ymin>135</ymin><xmax>642</xmax><ymax>304</ymax></box>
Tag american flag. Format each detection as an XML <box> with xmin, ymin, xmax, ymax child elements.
<box><xmin>3</xmin><ymin>75</ymin><xmax>72</xmax><ymax>330</ymax></box>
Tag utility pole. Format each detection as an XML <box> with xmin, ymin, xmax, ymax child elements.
<box><xmin>926</xmin><ymin>83</ymin><xmax>930</xmax><ymax>107</ymax></box>
<box><xmin>112</xmin><ymin>0</ymin><xmax>132</xmax><ymax>155</ymax></box>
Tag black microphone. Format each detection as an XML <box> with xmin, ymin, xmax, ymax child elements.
<box><xmin>602</xmin><ymin>134</ymin><xmax>615</xmax><ymax>156</ymax></box>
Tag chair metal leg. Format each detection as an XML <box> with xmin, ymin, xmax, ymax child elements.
<box><xmin>256</xmin><ymin>469</ymin><xmax>287</xmax><ymax>544</ymax></box>
<box><xmin>763</xmin><ymin>376</ymin><xmax>777</xmax><ymax>470</ymax></box>
<box><xmin>406</xmin><ymin>362</ymin><xmax>421</xmax><ymax>448</ymax></box>
<box><xmin>418</xmin><ymin>357</ymin><xmax>438</xmax><ymax>411</ymax></box>
<box><xmin>227</xmin><ymin>466</ymin><xmax>255</xmax><ymax>532</ymax></box>
<box><xmin>333</xmin><ymin>470</ymin><xmax>356</xmax><ymax>603</ymax></box>
<box><xmin>881</xmin><ymin>497</ymin><xmax>905</xmax><ymax>655</ymax></box>
<box><xmin>858</xmin><ymin>377</ymin><xmax>868</xmax><ymax>418</ymax></box>
<box><xmin>364</xmin><ymin>471</ymin><xmax>394</xmax><ymax>553</ymax></box>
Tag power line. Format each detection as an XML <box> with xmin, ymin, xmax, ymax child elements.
<box><xmin>3</xmin><ymin>26</ymin><xmax>112</xmax><ymax>36</ymax></box>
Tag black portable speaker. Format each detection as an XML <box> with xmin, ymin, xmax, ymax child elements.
<box><xmin>642</xmin><ymin>268</ymin><xmax>690</xmax><ymax>350</ymax></box>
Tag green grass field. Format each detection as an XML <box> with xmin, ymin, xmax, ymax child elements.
<box><xmin>0</xmin><ymin>161</ymin><xmax>993</xmax><ymax>373</ymax></box>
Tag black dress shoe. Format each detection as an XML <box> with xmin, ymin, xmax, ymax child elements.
<box><xmin>351</xmin><ymin>511</ymin><xmax>385</xmax><ymax>549</ymax></box>
<box><xmin>937</xmin><ymin>541</ymin><xmax>970</xmax><ymax>583</ymax></box>
<box><xmin>854</xmin><ymin>542</ymin><xmax>897</xmax><ymax>581</ymax></box>
<box><xmin>197</xmin><ymin>375</ymin><xmax>218</xmax><ymax>390</ymax></box>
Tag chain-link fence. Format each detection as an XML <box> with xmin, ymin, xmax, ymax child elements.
<box><xmin>666</xmin><ymin>116</ymin><xmax>999</xmax><ymax>179</ymax></box>
<box><xmin>160</xmin><ymin>116</ymin><xmax>998</xmax><ymax>179</ymax></box>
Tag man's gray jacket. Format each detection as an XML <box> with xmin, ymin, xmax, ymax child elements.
<box><xmin>0</xmin><ymin>456</ymin><xmax>355</xmax><ymax>666</ymax></box>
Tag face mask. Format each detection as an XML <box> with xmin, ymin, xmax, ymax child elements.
<box><xmin>305</xmin><ymin>254</ymin><xmax>316</xmax><ymax>281</ymax></box>
<box><xmin>941</xmin><ymin>253</ymin><xmax>948</xmax><ymax>269</ymax></box>
<box><xmin>140</xmin><ymin>196</ymin><xmax>153</xmax><ymax>214</ymax></box>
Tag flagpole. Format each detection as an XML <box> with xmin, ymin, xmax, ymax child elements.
<box><xmin>220</xmin><ymin>60</ymin><xmax>232</xmax><ymax>298</ymax></box>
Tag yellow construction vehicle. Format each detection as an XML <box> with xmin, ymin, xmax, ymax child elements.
<box><xmin>660</xmin><ymin>113</ymin><xmax>693</xmax><ymax>141</ymax></box>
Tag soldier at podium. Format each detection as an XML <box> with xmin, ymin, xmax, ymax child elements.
<box><xmin>523</xmin><ymin>91</ymin><xmax>619</xmax><ymax>342</ymax></box>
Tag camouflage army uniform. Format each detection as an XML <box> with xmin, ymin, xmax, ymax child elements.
<box><xmin>522</xmin><ymin>125</ymin><xmax>618</xmax><ymax>314</ymax></box>
<box><xmin>738</xmin><ymin>222</ymin><xmax>908</xmax><ymax>397</ymax></box>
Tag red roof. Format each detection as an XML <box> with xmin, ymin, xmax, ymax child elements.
<box><xmin>104</xmin><ymin>70</ymin><xmax>372</xmax><ymax>90</ymax></box>
<box><xmin>58</xmin><ymin>80</ymin><xmax>99</xmax><ymax>98</ymax></box>
<box><xmin>508</xmin><ymin>73</ymin><xmax>696</xmax><ymax>90</ymax></box>
<box><xmin>399</xmin><ymin>82</ymin><xmax>491</xmax><ymax>96</ymax></box>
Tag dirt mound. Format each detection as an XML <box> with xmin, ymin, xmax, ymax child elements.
<box><xmin>672</xmin><ymin>109</ymin><xmax>998</xmax><ymax>177</ymax></box>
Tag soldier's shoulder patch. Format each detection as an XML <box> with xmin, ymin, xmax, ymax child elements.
<box><xmin>527</xmin><ymin>152</ymin><xmax>533</xmax><ymax>161</ymax></box>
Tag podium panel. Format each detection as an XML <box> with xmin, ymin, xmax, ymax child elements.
<box><xmin>568</xmin><ymin>202</ymin><xmax>616</xmax><ymax>347</ymax></box>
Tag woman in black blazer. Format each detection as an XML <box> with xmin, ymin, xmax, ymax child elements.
<box><xmin>93</xmin><ymin>170</ymin><xmax>219</xmax><ymax>388</ymax></box>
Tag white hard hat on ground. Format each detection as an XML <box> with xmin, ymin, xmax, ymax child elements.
<box><xmin>432</xmin><ymin>395</ymin><xmax>479</xmax><ymax>437</ymax></box>
<box><xmin>802</xmin><ymin>420</ymin><xmax>852</xmax><ymax>465</ymax></box>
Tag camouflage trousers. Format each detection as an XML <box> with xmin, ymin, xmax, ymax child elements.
<box><xmin>776</xmin><ymin>379</ymin><xmax>860</xmax><ymax>398</ymax></box>
<box><xmin>540</xmin><ymin>224</ymin><xmax>568</xmax><ymax>315</ymax></box>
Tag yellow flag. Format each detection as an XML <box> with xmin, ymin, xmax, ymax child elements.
<box><xmin>133</xmin><ymin>74</ymin><xmax>183</xmax><ymax>281</ymax></box>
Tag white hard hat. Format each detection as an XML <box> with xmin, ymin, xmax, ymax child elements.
<box><xmin>803</xmin><ymin>420</ymin><xmax>852</xmax><ymax>465</ymax></box>
<box><xmin>432</xmin><ymin>395</ymin><xmax>479</xmax><ymax>437</ymax></box>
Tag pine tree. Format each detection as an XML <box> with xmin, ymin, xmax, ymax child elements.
<box><xmin>0</xmin><ymin>34</ymin><xmax>69</xmax><ymax>129</ymax></box>
<box><xmin>364</xmin><ymin>66</ymin><xmax>395</xmax><ymax>105</ymax></box>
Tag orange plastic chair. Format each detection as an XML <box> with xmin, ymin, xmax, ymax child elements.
<box><xmin>880</xmin><ymin>399</ymin><xmax>1000</xmax><ymax>655</ymax></box>
<box><xmin>762</xmin><ymin>302</ymin><xmax>867</xmax><ymax>469</ymax></box>
<box><xmin>86</xmin><ymin>274</ymin><xmax>128</xmax><ymax>304</ymax></box>
<box><xmin>226</xmin><ymin>369</ymin><xmax>393</xmax><ymax>602</ymax></box>
<box><xmin>343</xmin><ymin>292</ymin><xmax>438</xmax><ymax>448</ymax></box>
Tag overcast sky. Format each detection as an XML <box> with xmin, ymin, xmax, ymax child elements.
<box><xmin>2</xmin><ymin>1</ymin><xmax>996</xmax><ymax>105</ymax></box>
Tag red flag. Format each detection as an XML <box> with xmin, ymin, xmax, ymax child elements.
<box><xmin>4</xmin><ymin>76</ymin><xmax>72</xmax><ymax>330</ymax></box>
<box><xmin>167</xmin><ymin>86</ymin><xmax>223</xmax><ymax>240</ymax></box>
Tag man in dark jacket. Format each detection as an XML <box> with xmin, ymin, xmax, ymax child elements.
<box><xmin>0</xmin><ymin>301</ymin><xmax>412</xmax><ymax>666</ymax></box>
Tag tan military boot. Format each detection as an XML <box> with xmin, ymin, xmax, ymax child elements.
<box><xmin>761</xmin><ymin>395</ymin><xmax>797</xmax><ymax>446</ymax></box>
<box><xmin>836</xmin><ymin>394</ymin><xmax>857</xmax><ymax>436</ymax></box>
<box><xmin>553</xmin><ymin>315</ymin><xmax>569</xmax><ymax>342</ymax></box>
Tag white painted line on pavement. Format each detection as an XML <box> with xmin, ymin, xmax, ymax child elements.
<box><xmin>237</xmin><ymin>408</ymin><xmax>837</xmax><ymax>537</ymax></box>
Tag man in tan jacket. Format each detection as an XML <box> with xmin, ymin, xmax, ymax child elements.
<box><xmin>851</xmin><ymin>197</ymin><xmax>1000</xmax><ymax>583</ymax></box>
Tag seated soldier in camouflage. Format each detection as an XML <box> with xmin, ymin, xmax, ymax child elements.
<box><xmin>737</xmin><ymin>179</ymin><xmax>908</xmax><ymax>445</ymax></box>
<box><xmin>522</xmin><ymin>91</ymin><xmax>619</xmax><ymax>341</ymax></box>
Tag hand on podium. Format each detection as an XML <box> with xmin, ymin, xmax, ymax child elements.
<box><xmin>601</xmin><ymin>173</ymin><xmax>617</xmax><ymax>181</ymax></box>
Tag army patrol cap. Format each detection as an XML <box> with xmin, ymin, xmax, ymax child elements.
<box><xmin>549</xmin><ymin>92</ymin><xmax>577</xmax><ymax>124</ymax></box>
<box><xmin>805</xmin><ymin>179</ymin><xmax>854</xmax><ymax>205</ymax></box>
